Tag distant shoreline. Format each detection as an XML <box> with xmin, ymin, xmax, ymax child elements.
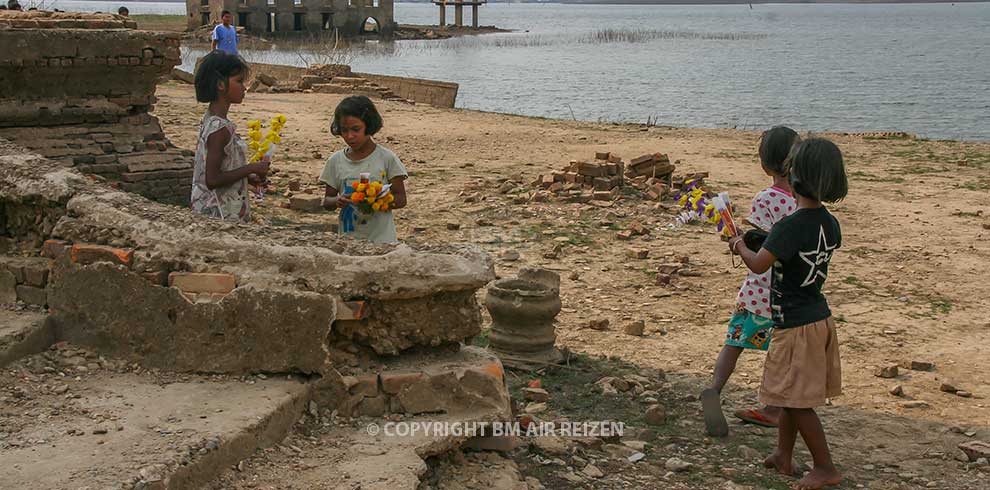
<box><xmin>494</xmin><ymin>0</ymin><xmax>987</xmax><ymax>4</ymax></box>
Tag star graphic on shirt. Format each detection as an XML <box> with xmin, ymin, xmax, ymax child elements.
<box><xmin>798</xmin><ymin>225</ymin><xmax>836</xmax><ymax>287</ymax></box>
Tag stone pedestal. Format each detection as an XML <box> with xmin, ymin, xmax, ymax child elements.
<box><xmin>485</xmin><ymin>268</ymin><xmax>562</xmax><ymax>370</ymax></box>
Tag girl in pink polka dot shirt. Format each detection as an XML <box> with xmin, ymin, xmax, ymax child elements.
<box><xmin>702</xmin><ymin>126</ymin><xmax>799</xmax><ymax>437</ymax></box>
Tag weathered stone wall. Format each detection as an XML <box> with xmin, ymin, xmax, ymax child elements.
<box><xmin>354</xmin><ymin>71</ymin><xmax>459</xmax><ymax>109</ymax></box>
<box><xmin>0</xmin><ymin>11</ymin><xmax>192</xmax><ymax>206</ymax></box>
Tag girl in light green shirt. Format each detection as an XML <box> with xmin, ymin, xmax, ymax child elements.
<box><xmin>320</xmin><ymin>96</ymin><xmax>408</xmax><ymax>244</ymax></box>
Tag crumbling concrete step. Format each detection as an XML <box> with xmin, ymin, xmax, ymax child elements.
<box><xmin>0</xmin><ymin>360</ymin><xmax>311</xmax><ymax>490</ymax></box>
<box><xmin>338</xmin><ymin>345</ymin><xmax>512</xmax><ymax>419</ymax></box>
<box><xmin>0</xmin><ymin>308</ymin><xmax>54</xmax><ymax>367</ymax></box>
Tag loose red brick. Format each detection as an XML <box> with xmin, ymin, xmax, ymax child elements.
<box><xmin>41</xmin><ymin>239</ymin><xmax>70</xmax><ymax>260</ymax></box>
<box><xmin>347</xmin><ymin>375</ymin><xmax>379</xmax><ymax>397</ymax></box>
<box><xmin>70</xmin><ymin>244</ymin><xmax>133</xmax><ymax>267</ymax></box>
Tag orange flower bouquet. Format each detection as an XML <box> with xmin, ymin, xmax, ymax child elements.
<box><xmin>349</xmin><ymin>173</ymin><xmax>395</xmax><ymax>213</ymax></box>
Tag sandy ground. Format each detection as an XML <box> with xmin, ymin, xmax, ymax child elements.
<box><xmin>153</xmin><ymin>82</ymin><xmax>990</xmax><ymax>488</ymax></box>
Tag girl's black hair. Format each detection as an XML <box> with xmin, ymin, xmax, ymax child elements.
<box><xmin>758</xmin><ymin>126</ymin><xmax>800</xmax><ymax>175</ymax></box>
<box><xmin>330</xmin><ymin>96</ymin><xmax>383</xmax><ymax>136</ymax></box>
<box><xmin>785</xmin><ymin>138</ymin><xmax>848</xmax><ymax>203</ymax></box>
<box><xmin>194</xmin><ymin>50</ymin><xmax>250</xmax><ymax>103</ymax></box>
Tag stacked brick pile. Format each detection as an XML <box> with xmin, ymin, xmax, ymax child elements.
<box><xmin>535</xmin><ymin>151</ymin><xmax>677</xmax><ymax>203</ymax></box>
<box><xmin>537</xmin><ymin>152</ymin><xmax>626</xmax><ymax>202</ymax></box>
<box><xmin>0</xmin><ymin>11</ymin><xmax>192</xmax><ymax>206</ymax></box>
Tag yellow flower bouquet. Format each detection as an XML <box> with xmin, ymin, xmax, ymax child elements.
<box><xmin>349</xmin><ymin>173</ymin><xmax>396</xmax><ymax>213</ymax></box>
<box><xmin>246</xmin><ymin>114</ymin><xmax>287</xmax><ymax>163</ymax></box>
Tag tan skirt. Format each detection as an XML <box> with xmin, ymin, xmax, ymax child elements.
<box><xmin>759</xmin><ymin>317</ymin><xmax>841</xmax><ymax>408</ymax></box>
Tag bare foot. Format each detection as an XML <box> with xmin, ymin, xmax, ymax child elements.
<box><xmin>791</xmin><ymin>465</ymin><xmax>841</xmax><ymax>490</ymax></box>
<box><xmin>763</xmin><ymin>451</ymin><xmax>796</xmax><ymax>477</ymax></box>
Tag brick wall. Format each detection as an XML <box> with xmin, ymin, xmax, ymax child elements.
<box><xmin>0</xmin><ymin>11</ymin><xmax>192</xmax><ymax>206</ymax></box>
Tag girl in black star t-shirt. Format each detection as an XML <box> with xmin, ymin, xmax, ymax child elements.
<box><xmin>728</xmin><ymin>138</ymin><xmax>848</xmax><ymax>490</ymax></box>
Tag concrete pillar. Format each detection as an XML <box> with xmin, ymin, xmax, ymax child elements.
<box><xmin>472</xmin><ymin>4</ymin><xmax>478</xmax><ymax>28</ymax></box>
<box><xmin>439</xmin><ymin>5</ymin><xmax>445</xmax><ymax>27</ymax></box>
<box><xmin>454</xmin><ymin>4</ymin><xmax>463</xmax><ymax>27</ymax></box>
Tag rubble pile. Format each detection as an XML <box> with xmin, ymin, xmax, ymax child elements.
<box><xmin>532</xmin><ymin>151</ymin><xmax>677</xmax><ymax>203</ymax></box>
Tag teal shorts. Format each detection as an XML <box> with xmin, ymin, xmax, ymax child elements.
<box><xmin>725</xmin><ymin>309</ymin><xmax>773</xmax><ymax>351</ymax></box>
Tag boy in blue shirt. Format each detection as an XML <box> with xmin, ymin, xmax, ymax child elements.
<box><xmin>211</xmin><ymin>11</ymin><xmax>238</xmax><ymax>56</ymax></box>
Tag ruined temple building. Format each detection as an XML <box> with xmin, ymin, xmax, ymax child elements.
<box><xmin>186</xmin><ymin>0</ymin><xmax>396</xmax><ymax>37</ymax></box>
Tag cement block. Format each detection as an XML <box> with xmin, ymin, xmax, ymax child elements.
<box><xmin>15</xmin><ymin>285</ymin><xmax>46</xmax><ymax>306</ymax></box>
<box><xmin>0</xmin><ymin>270</ymin><xmax>16</xmax><ymax>303</ymax></box>
<box><xmin>168</xmin><ymin>272</ymin><xmax>236</xmax><ymax>294</ymax></box>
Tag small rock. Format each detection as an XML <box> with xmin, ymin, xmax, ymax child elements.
<box><xmin>560</xmin><ymin>472</ymin><xmax>584</xmax><ymax>483</ymax></box>
<box><xmin>901</xmin><ymin>400</ymin><xmax>929</xmax><ymax>409</ymax></box>
<box><xmin>874</xmin><ymin>364</ymin><xmax>899</xmax><ymax>378</ymax></box>
<box><xmin>92</xmin><ymin>425</ymin><xmax>109</xmax><ymax>435</ymax></box>
<box><xmin>890</xmin><ymin>385</ymin><xmax>905</xmax><ymax>397</ymax></box>
<box><xmin>737</xmin><ymin>444</ymin><xmax>761</xmax><ymax>460</ymax></box>
<box><xmin>940</xmin><ymin>382</ymin><xmax>959</xmax><ymax>394</ymax></box>
<box><xmin>581</xmin><ymin>464</ymin><xmax>604</xmax><ymax>478</ymax></box>
<box><xmin>622</xmin><ymin>440</ymin><xmax>647</xmax><ymax>452</ymax></box>
<box><xmin>901</xmin><ymin>360</ymin><xmax>935</xmax><ymax>371</ymax></box>
<box><xmin>665</xmin><ymin>457</ymin><xmax>693</xmax><ymax>472</ymax></box>
<box><xmin>644</xmin><ymin>404</ymin><xmax>666</xmax><ymax>425</ymax></box>
<box><xmin>626</xmin><ymin>249</ymin><xmax>649</xmax><ymax>259</ymax></box>
<box><xmin>624</xmin><ymin>320</ymin><xmax>645</xmax><ymax>336</ymax></box>
<box><xmin>522</xmin><ymin>387</ymin><xmax>551</xmax><ymax>402</ymax></box>
<box><xmin>956</xmin><ymin>391</ymin><xmax>973</xmax><ymax>398</ymax></box>
<box><xmin>604</xmin><ymin>443</ymin><xmax>638</xmax><ymax>460</ymax></box>
<box><xmin>525</xmin><ymin>476</ymin><xmax>545</xmax><ymax>490</ymax></box>
<box><xmin>632</xmin><ymin>428</ymin><xmax>658</xmax><ymax>442</ymax></box>
<box><xmin>628</xmin><ymin>452</ymin><xmax>646</xmax><ymax>463</ymax></box>
<box><xmin>587</xmin><ymin>319</ymin><xmax>609</xmax><ymax>330</ymax></box>
<box><xmin>524</xmin><ymin>402</ymin><xmax>548</xmax><ymax>414</ymax></box>
<box><xmin>446</xmin><ymin>223</ymin><xmax>461</xmax><ymax>231</ymax></box>
<box><xmin>500</xmin><ymin>250</ymin><xmax>521</xmax><ymax>262</ymax></box>
<box><xmin>959</xmin><ymin>440</ymin><xmax>990</xmax><ymax>462</ymax></box>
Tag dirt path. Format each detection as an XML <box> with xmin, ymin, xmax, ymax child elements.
<box><xmin>153</xmin><ymin>83</ymin><xmax>990</xmax><ymax>488</ymax></box>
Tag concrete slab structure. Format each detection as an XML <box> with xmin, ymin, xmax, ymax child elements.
<box><xmin>187</xmin><ymin>0</ymin><xmax>396</xmax><ymax>37</ymax></box>
<box><xmin>0</xmin><ymin>361</ymin><xmax>311</xmax><ymax>490</ymax></box>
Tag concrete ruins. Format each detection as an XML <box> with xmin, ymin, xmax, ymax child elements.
<box><xmin>0</xmin><ymin>10</ymin><xmax>193</xmax><ymax>206</ymax></box>
<box><xmin>1</xmin><ymin>12</ymin><xmax>514</xmax><ymax>490</ymax></box>
<box><xmin>187</xmin><ymin>0</ymin><xmax>397</xmax><ymax>37</ymax></box>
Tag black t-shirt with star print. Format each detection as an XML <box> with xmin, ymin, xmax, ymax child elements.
<box><xmin>762</xmin><ymin>206</ymin><xmax>842</xmax><ymax>329</ymax></box>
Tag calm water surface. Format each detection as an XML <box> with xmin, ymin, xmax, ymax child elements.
<box><xmin>59</xmin><ymin>1</ymin><xmax>990</xmax><ymax>140</ymax></box>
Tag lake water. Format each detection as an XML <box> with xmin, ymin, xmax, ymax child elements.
<box><xmin>55</xmin><ymin>1</ymin><xmax>990</xmax><ymax>141</ymax></box>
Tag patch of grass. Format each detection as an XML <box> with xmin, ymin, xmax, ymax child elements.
<box><xmin>268</xmin><ymin>216</ymin><xmax>296</xmax><ymax>227</ymax></box>
<box><xmin>471</xmin><ymin>328</ymin><xmax>490</xmax><ymax>348</ymax></box>
<box><xmin>843</xmin><ymin>275</ymin><xmax>868</xmax><ymax>289</ymax></box>
<box><xmin>846</xmin><ymin>247</ymin><xmax>879</xmax><ymax>258</ymax></box>
<box><xmin>930</xmin><ymin>298</ymin><xmax>953</xmax><ymax>316</ymax></box>
<box><xmin>891</xmin><ymin>165</ymin><xmax>944</xmax><ymax>175</ymax></box>
<box><xmin>863</xmin><ymin>134</ymin><xmax>913</xmax><ymax>141</ymax></box>
<box><xmin>848</xmin><ymin>171</ymin><xmax>905</xmax><ymax>184</ymax></box>
<box><xmin>956</xmin><ymin>179</ymin><xmax>990</xmax><ymax>191</ymax></box>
